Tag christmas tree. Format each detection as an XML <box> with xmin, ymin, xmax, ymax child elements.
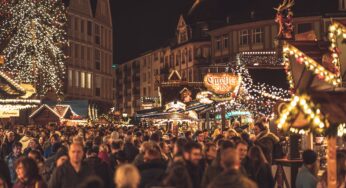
<box><xmin>0</xmin><ymin>0</ymin><xmax>68</xmax><ymax>96</ymax></box>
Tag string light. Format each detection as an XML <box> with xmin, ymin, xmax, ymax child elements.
<box><xmin>277</xmin><ymin>94</ymin><xmax>325</xmax><ymax>134</ymax></box>
<box><xmin>0</xmin><ymin>0</ymin><xmax>68</xmax><ymax>96</ymax></box>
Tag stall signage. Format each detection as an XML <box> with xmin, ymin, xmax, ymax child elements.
<box><xmin>0</xmin><ymin>110</ymin><xmax>19</xmax><ymax>118</ymax></box>
<box><xmin>203</xmin><ymin>73</ymin><xmax>241</xmax><ymax>95</ymax></box>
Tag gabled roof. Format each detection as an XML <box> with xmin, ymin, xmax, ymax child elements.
<box><xmin>30</xmin><ymin>104</ymin><xmax>78</xmax><ymax>119</ymax></box>
<box><xmin>29</xmin><ymin>104</ymin><xmax>61</xmax><ymax>119</ymax></box>
<box><xmin>168</xmin><ymin>70</ymin><xmax>182</xmax><ymax>81</ymax></box>
<box><xmin>0</xmin><ymin>71</ymin><xmax>26</xmax><ymax>98</ymax></box>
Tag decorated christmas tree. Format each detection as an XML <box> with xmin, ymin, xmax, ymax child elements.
<box><xmin>0</xmin><ymin>0</ymin><xmax>68</xmax><ymax>96</ymax></box>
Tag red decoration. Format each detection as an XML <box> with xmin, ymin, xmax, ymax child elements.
<box><xmin>317</xmin><ymin>74</ymin><xmax>325</xmax><ymax>80</ymax></box>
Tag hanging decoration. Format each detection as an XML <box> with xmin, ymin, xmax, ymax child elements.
<box><xmin>274</xmin><ymin>0</ymin><xmax>295</xmax><ymax>39</ymax></box>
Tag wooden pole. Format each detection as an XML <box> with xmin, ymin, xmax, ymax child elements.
<box><xmin>327</xmin><ymin>136</ymin><xmax>337</xmax><ymax>188</ymax></box>
<box><xmin>221</xmin><ymin>104</ymin><xmax>226</xmax><ymax>133</ymax></box>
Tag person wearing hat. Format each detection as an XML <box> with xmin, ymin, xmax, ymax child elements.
<box><xmin>296</xmin><ymin>149</ymin><xmax>318</xmax><ymax>188</ymax></box>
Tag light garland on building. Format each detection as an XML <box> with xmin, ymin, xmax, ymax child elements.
<box><xmin>337</xmin><ymin>123</ymin><xmax>346</xmax><ymax>137</ymax></box>
<box><xmin>277</xmin><ymin>94</ymin><xmax>326</xmax><ymax>134</ymax></box>
<box><xmin>0</xmin><ymin>0</ymin><xmax>68</xmax><ymax>96</ymax></box>
<box><xmin>283</xmin><ymin>44</ymin><xmax>342</xmax><ymax>88</ymax></box>
<box><xmin>0</xmin><ymin>104</ymin><xmax>39</xmax><ymax>110</ymax></box>
<box><xmin>328</xmin><ymin>21</ymin><xmax>346</xmax><ymax>69</ymax></box>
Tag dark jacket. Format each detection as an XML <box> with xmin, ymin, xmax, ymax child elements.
<box><xmin>255</xmin><ymin>130</ymin><xmax>279</xmax><ymax>164</ymax></box>
<box><xmin>1</xmin><ymin>139</ymin><xmax>14</xmax><ymax>159</ymax></box>
<box><xmin>249</xmin><ymin>163</ymin><xmax>274</xmax><ymax>188</ymax></box>
<box><xmin>123</xmin><ymin>142</ymin><xmax>139</xmax><ymax>163</ymax></box>
<box><xmin>5</xmin><ymin>153</ymin><xmax>21</xmax><ymax>184</ymax></box>
<box><xmin>0</xmin><ymin>158</ymin><xmax>12</xmax><ymax>188</ymax></box>
<box><xmin>186</xmin><ymin>161</ymin><xmax>204</xmax><ymax>188</ymax></box>
<box><xmin>201</xmin><ymin>158</ymin><xmax>223</xmax><ymax>188</ymax></box>
<box><xmin>48</xmin><ymin>161</ymin><xmax>95</xmax><ymax>188</ymax></box>
<box><xmin>85</xmin><ymin>156</ymin><xmax>114</xmax><ymax>188</ymax></box>
<box><xmin>208</xmin><ymin>169</ymin><xmax>257</xmax><ymax>188</ymax></box>
<box><xmin>137</xmin><ymin>159</ymin><xmax>167</xmax><ymax>188</ymax></box>
<box><xmin>13</xmin><ymin>180</ymin><xmax>47</xmax><ymax>188</ymax></box>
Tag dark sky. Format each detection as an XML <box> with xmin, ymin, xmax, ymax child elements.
<box><xmin>110</xmin><ymin>0</ymin><xmax>338</xmax><ymax>64</ymax></box>
<box><xmin>111</xmin><ymin>0</ymin><xmax>194</xmax><ymax>64</ymax></box>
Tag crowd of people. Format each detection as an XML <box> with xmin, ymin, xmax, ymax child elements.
<box><xmin>0</xmin><ymin>120</ymin><xmax>345</xmax><ymax>188</ymax></box>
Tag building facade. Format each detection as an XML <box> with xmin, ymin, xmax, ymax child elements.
<box><xmin>64</xmin><ymin>0</ymin><xmax>114</xmax><ymax>113</ymax></box>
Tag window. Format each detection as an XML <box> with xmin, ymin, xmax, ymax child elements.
<box><xmin>95</xmin><ymin>50</ymin><xmax>100</xmax><ymax>70</ymax></box>
<box><xmin>87</xmin><ymin>47</ymin><xmax>91</xmax><ymax>61</ymax></box>
<box><xmin>80</xmin><ymin>20</ymin><xmax>84</xmax><ymax>33</ymax></box>
<box><xmin>87</xmin><ymin>21</ymin><xmax>92</xmax><ymax>35</ymax></box>
<box><xmin>87</xmin><ymin>73</ymin><xmax>92</xmax><ymax>89</ymax></box>
<box><xmin>95</xmin><ymin>24</ymin><xmax>100</xmax><ymax>44</ymax></box>
<box><xmin>188</xmin><ymin>69</ymin><xmax>193</xmax><ymax>81</ymax></box>
<box><xmin>182</xmin><ymin>50</ymin><xmax>186</xmax><ymax>64</ymax></box>
<box><xmin>188</xmin><ymin>48</ymin><xmax>193</xmax><ymax>62</ymax></box>
<box><xmin>95</xmin><ymin>77</ymin><xmax>101</xmax><ymax>96</ymax></box>
<box><xmin>74</xmin><ymin>44</ymin><xmax>79</xmax><ymax>58</ymax></box>
<box><xmin>143</xmin><ymin>88</ymin><xmax>146</xmax><ymax>96</ymax></box>
<box><xmin>196</xmin><ymin>48</ymin><xmax>201</xmax><ymax>58</ymax></box>
<box><xmin>239</xmin><ymin>30</ymin><xmax>249</xmax><ymax>45</ymax></box>
<box><xmin>297</xmin><ymin>23</ymin><xmax>312</xmax><ymax>34</ymax></box>
<box><xmin>216</xmin><ymin>37</ymin><xmax>221</xmax><ymax>50</ymax></box>
<box><xmin>80</xmin><ymin>72</ymin><xmax>85</xmax><ymax>88</ymax></box>
<box><xmin>252</xmin><ymin>28</ymin><xmax>263</xmax><ymax>44</ymax></box>
<box><xmin>74</xmin><ymin>17</ymin><xmax>78</xmax><ymax>31</ymax></box>
<box><xmin>223</xmin><ymin>35</ymin><xmax>229</xmax><ymax>49</ymax></box>
<box><xmin>170</xmin><ymin>54</ymin><xmax>174</xmax><ymax>67</ymax></box>
<box><xmin>143</xmin><ymin>73</ymin><xmax>146</xmax><ymax>82</ymax></box>
<box><xmin>68</xmin><ymin>69</ymin><xmax>72</xmax><ymax>87</ymax></box>
<box><xmin>176</xmin><ymin>52</ymin><xmax>181</xmax><ymax>66</ymax></box>
<box><xmin>339</xmin><ymin>0</ymin><xmax>346</xmax><ymax>10</ymax></box>
<box><xmin>81</xmin><ymin>46</ymin><xmax>84</xmax><ymax>60</ymax></box>
<box><xmin>75</xmin><ymin>71</ymin><xmax>79</xmax><ymax>87</ymax></box>
<box><xmin>203</xmin><ymin>48</ymin><xmax>210</xmax><ymax>58</ymax></box>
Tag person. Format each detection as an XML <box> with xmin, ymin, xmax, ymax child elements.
<box><xmin>13</xmin><ymin>157</ymin><xmax>47</xmax><ymax>188</ymax></box>
<box><xmin>49</xmin><ymin>143</ymin><xmax>95</xmax><ymax>188</ymax></box>
<box><xmin>137</xmin><ymin>146</ymin><xmax>166</xmax><ymax>188</ymax></box>
<box><xmin>85</xmin><ymin>147</ymin><xmax>114</xmax><ymax>188</ymax></box>
<box><xmin>296</xmin><ymin>150</ymin><xmax>318</xmax><ymax>188</ymax></box>
<box><xmin>0</xmin><ymin>176</ymin><xmax>9</xmax><ymax>188</ymax></box>
<box><xmin>0</xmin><ymin>158</ymin><xmax>11</xmax><ymax>188</ymax></box>
<box><xmin>317</xmin><ymin>151</ymin><xmax>346</xmax><ymax>188</ymax></box>
<box><xmin>253</xmin><ymin>122</ymin><xmax>279</xmax><ymax>164</ymax></box>
<box><xmin>208</xmin><ymin>148</ymin><xmax>257</xmax><ymax>188</ymax></box>
<box><xmin>204</xmin><ymin>143</ymin><xmax>217</xmax><ymax>166</ymax></box>
<box><xmin>43</xmin><ymin>134</ymin><xmax>60</xmax><ymax>158</ymax></box>
<box><xmin>23</xmin><ymin>138</ymin><xmax>43</xmax><ymax>156</ymax></box>
<box><xmin>235</xmin><ymin>141</ymin><xmax>252</xmax><ymax>177</ymax></box>
<box><xmin>109</xmin><ymin>140</ymin><xmax>123</xmax><ymax>170</ymax></box>
<box><xmin>162</xmin><ymin>161</ymin><xmax>193</xmax><ymax>188</ymax></box>
<box><xmin>1</xmin><ymin>131</ymin><xmax>16</xmax><ymax>159</ymax></box>
<box><xmin>183</xmin><ymin>142</ymin><xmax>204</xmax><ymax>188</ymax></box>
<box><xmin>6</xmin><ymin>142</ymin><xmax>22</xmax><ymax>184</ymax></box>
<box><xmin>195</xmin><ymin>130</ymin><xmax>205</xmax><ymax>150</ymax></box>
<box><xmin>248</xmin><ymin>146</ymin><xmax>274</xmax><ymax>188</ymax></box>
<box><xmin>114</xmin><ymin>164</ymin><xmax>141</xmax><ymax>188</ymax></box>
<box><xmin>123</xmin><ymin>132</ymin><xmax>139</xmax><ymax>163</ymax></box>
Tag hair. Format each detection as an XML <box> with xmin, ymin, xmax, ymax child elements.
<box><xmin>219</xmin><ymin>140</ymin><xmax>235</xmax><ymax>151</ymax></box>
<box><xmin>174</xmin><ymin>138</ymin><xmax>187</xmax><ymax>156</ymax></box>
<box><xmin>254</xmin><ymin>122</ymin><xmax>267</xmax><ymax>132</ymax></box>
<box><xmin>12</xmin><ymin>142</ymin><xmax>22</xmax><ymax>149</ymax></box>
<box><xmin>77</xmin><ymin>175</ymin><xmax>104</xmax><ymax>188</ymax></box>
<box><xmin>111</xmin><ymin>140</ymin><xmax>123</xmax><ymax>150</ymax></box>
<box><xmin>144</xmin><ymin>147</ymin><xmax>161</xmax><ymax>161</ymax></box>
<box><xmin>162</xmin><ymin>162</ymin><xmax>192</xmax><ymax>188</ymax></box>
<box><xmin>149</xmin><ymin>133</ymin><xmax>160</xmax><ymax>143</ymax></box>
<box><xmin>114</xmin><ymin>164</ymin><xmax>140</xmax><ymax>188</ymax></box>
<box><xmin>183</xmin><ymin>141</ymin><xmax>202</xmax><ymax>153</ymax></box>
<box><xmin>205</xmin><ymin>142</ymin><xmax>216</xmax><ymax>153</ymax></box>
<box><xmin>302</xmin><ymin>149</ymin><xmax>317</xmax><ymax>165</ymax></box>
<box><xmin>115</xmin><ymin>151</ymin><xmax>128</xmax><ymax>164</ymax></box>
<box><xmin>28</xmin><ymin>150</ymin><xmax>44</xmax><ymax>163</ymax></box>
<box><xmin>236</xmin><ymin>140</ymin><xmax>248</xmax><ymax>148</ymax></box>
<box><xmin>15</xmin><ymin>157</ymin><xmax>41</xmax><ymax>181</ymax></box>
<box><xmin>220</xmin><ymin>148</ymin><xmax>238</xmax><ymax>170</ymax></box>
<box><xmin>248</xmin><ymin>146</ymin><xmax>268</xmax><ymax>174</ymax></box>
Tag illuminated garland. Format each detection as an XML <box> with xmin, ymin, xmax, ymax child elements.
<box><xmin>277</xmin><ymin>94</ymin><xmax>326</xmax><ymax>134</ymax></box>
<box><xmin>283</xmin><ymin>44</ymin><xmax>342</xmax><ymax>88</ymax></box>
<box><xmin>328</xmin><ymin>21</ymin><xmax>346</xmax><ymax>69</ymax></box>
<box><xmin>0</xmin><ymin>0</ymin><xmax>68</xmax><ymax>96</ymax></box>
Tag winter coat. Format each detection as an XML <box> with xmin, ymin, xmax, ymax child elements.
<box><xmin>85</xmin><ymin>156</ymin><xmax>114</xmax><ymax>188</ymax></box>
<box><xmin>201</xmin><ymin>158</ymin><xmax>223</xmax><ymax>188</ymax></box>
<box><xmin>137</xmin><ymin>159</ymin><xmax>167</xmax><ymax>188</ymax></box>
<box><xmin>254</xmin><ymin>130</ymin><xmax>279</xmax><ymax>164</ymax></box>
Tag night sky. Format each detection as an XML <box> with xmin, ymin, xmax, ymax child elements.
<box><xmin>110</xmin><ymin>0</ymin><xmax>338</xmax><ymax>64</ymax></box>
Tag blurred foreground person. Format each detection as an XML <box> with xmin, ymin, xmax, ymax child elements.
<box><xmin>14</xmin><ymin>157</ymin><xmax>46</xmax><ymax>188</ymax></box>
<box><xmin>208</xmin><ymin>148</ymin><xmax>257</xmax><ymax>188</ymax></box>
<box><xmin>114</xmin><ymin>164</ymin><xmax>140</xmax><ymax>188</ymax></box>
<box><xmin>295</xmin><ymin>150</ymin><xmax>318</xmax><ymax>188</ymax></box>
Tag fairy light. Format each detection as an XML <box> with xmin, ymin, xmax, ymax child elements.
<box><xmin>277</xmin><ymin>94</ymin><xmax>326</xmax><ymax>134</ymax></box>
<box><xmin>0</xmin><ymin>0</ymin><xmax>68</xmax><ymax>96</ymax></box>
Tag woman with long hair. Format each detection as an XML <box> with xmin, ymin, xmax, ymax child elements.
<box><xmin>248</xmin><ymin>145</ymin><xmax>274</xmax><ymax>188</ymax></box>
<box><xmin>13</xmin><ymin>157</ymin><xmax>46</xmax><ymax>188</ymax></box>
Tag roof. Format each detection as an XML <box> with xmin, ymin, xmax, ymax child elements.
<box><xmin>43</xmin><ymin>100</ymin><xmax>89</xmax><ymax>118</ymax></box>
<box><xmin>30</xmin><ymin>104</ymin><xmax>78</xmax><ymax>119</ymax></box>
<box><xmin>62</xmin><ymin>0</ymin><xmax>98</xmax><ymax>16</ymax></box>
<box><xmin>0</xmin><ymin>71</ymin><xmax>26</xmax><ymax>98</ymax></box>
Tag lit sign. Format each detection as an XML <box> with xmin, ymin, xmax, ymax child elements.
<box><xmin>165</xmin><ymin>101</ymin><xmax>186</xmax><ymax>112</ymax></box>
<box><xmin>203</xmin><ymin>73</ymin><xmax>241</xmax><ymax>95</ymax></box>
<box><xmin>0</xmin><ymin>110</ymin><xmax>20</xmax><ymax>118</ymax></box>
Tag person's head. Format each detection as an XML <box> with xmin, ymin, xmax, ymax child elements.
<box><xmin>12</xmin><ymin>142</ymin><xmax>22</xmax><ymax>157</ymax></box>
<box><xmin>160</xmin><ymin>141</ymin><xmax>170</xmax><ymax>154</ymax></box>
<box><xmin>248</xmin><ymin>145</ymin><xmax>268</xmax><ymax>167</ymax></box>
<box><xmin>149</xmin><ymin>133</ymin><xmax>160</xmax><ymax>143</ymax></box>
<box><xmin>72</xmin><ymin>136</ymin><xmax>84</xmax><ymax>145</ymax></box>
<box><xmin>302</xmin><ymin>149</ymin><xmax>317</xmax><ymax>169</ymax></box>
<box><xmin>86</xmin><ymin>147</ymin><xmax>99</xmax><ymax>158</ymax></box>
<box><xmin>236</xmin><ymin>141</ymin><xmax>248</xmax><ymax>161</ymax></box>
<box><xmin>50</xmin><ymin>134</ymin><xmax>60</xmax><ymax>144</ymax></box>
<box><xmin>77</xmin><ymin>176</ymin><xmax>104</xmax><ymax>188</ymax></box>
<box><xmin>183</xmin><ymin>142</ymin><xmax>202</xmax><ymax>165</ymax></box>
<box><xmin>173</xmin><ymin>138</ymin><xmax>187</xmax><ymax>156</ymax></box>
<box><xmin>0</xmin><ymin>176</ymin><xmax>8</xmax><ymax>188</ymax></box>
<box><xmin>115</xmin><ymin>150</ymin><xmax>128</xmax><ymax>164</ymax></box>
<box><xmin>162</xmin><ymin>162</ymin><xmax>193</xmax><ymax>188</ymax></box>
<box><xmin>28</xmin><ymin>150</ymin><xmax>44</xmax><ymax>163</ymax></box>
<box><xmin>254</xmin><ymin>122</ymin><xmax>266</xmax><ymax>135</ymax></box>
<box><xmin>220</xmin><ymin>148</ymin><xmax>240</xmax><ymax>171</ymax></box>
<box><xmin>69</xmin><ymin>143</ymin><xmax>84</xmax><ymax>165</ymax></box>
<box><xmin>205</xmin><ymin>142</ymin><xmax>217</xmax><ymax>161</ymax></box>
<box><xmin>28</xmin><ymin>138</ymin><xmax>39</xmax><ymax>149</ymax></box>
<box><xmin>6</xmin><ymin>131</ymin><xmax>15</xmax><ymax>142</ymax></box>
<box><xmin>143</xmin><ymin>147</ymin><xmax>161</xmax><ymax>162</ymax></box>
<box><xmin>15</xmin><ymin>157</ymin><xmax>40</xmax><ymax>182</ymax></box>
<box><xmin>115</xmin><ymin>164</ymin><xmax>140</xmax><ymax>188</ymax></box>
<box><xmin>195</xmin><ymin>130</ymin><xmax>204</xmax><ymax>143</ymax></box>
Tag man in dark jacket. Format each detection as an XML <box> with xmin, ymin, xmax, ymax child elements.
<box><xmin>123</xmin><ymin>131</ymin><xmax>139</xmax><ymax>162</ymax></box>
<box><xmin>208</xmin><ymin>148</ymin><xmax>257</xmax><ymax>188</ymax></box>
<box><xmin>183</xmin><ymin>141</ymin><xmax>204</xmax><ymax>188</ymax></box>
<box><xmin>49</xmin><ymin>143</ymin><xmax>95</xmax><ymax>188</ymax></box>
<box><xmin>0</xmin><ymin>158</ymin><xmax>12</xmax><ymax>188</ymax></box>
<box><xmin>137</xmin><ymin>147</ymin><xmax>166</xmax><ymax>188</ymax></box>
<box><xmin>85</xmin><ymin>147</ymin><xmax>114</xmax><ymax>188</ymax></box>
<box><xmin>1</xmin><ymin>131</ymin><xmax>16</xmax><ymax>159</ymax></box>
<box><xmin>254</xmin><ymin>122</ymin><xmax>279</xmax><ymax>164</ymax></box>
<box><xmin>5</xmin><ymin>142</ymin><xmax>22</xmax><ymax>184</ymax></box>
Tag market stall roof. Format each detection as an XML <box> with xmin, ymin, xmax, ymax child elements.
<box><xmin>142</xmin><ymin>112</ymin><xmax>199</xmax><ymax>121</ymax></box>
